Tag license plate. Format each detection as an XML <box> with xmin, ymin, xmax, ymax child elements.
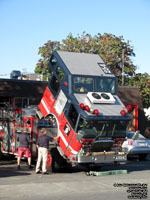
<box><xmin>138</xmin><ymin>143</ymin><xmax>147</xmax><ymax>147</ymax></box>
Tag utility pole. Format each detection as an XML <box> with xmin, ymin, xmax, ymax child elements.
<box><xmin>122</xmin><ymin>49</ymin><xmax>125</xmax><ymax>86</ymax></box>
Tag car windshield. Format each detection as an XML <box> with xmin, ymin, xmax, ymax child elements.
<box><xmin>126</xmin><ymin>132</ymin><xmax>146</xmax><ymax>140</ymax></box>
<box><xmin>73</xmin><ymin>76</ymin><xmax>116</xmax><ymax>94</ymax></box>
<box><xmin>77</xmin><ymin>118</ymin><xmax>128</xmax><ymax>139</ymax></box>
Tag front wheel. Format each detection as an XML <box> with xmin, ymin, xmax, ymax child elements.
<box><xmin>49</xmin><ymin>148</ymin><xmax>67</xmax><ymax>172</ymax></box>
<box><xmin>0</xmin><ymin>143</ymin><xmax>3</xmax><ymax>160</ymax></box>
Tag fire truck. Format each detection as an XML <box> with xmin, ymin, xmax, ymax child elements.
<box><xmin>37</xmin><ymin>51</ymin><xmax>133</xmax><ymax>170</ymax></box>
<box><xmin>0</xmin><ymin>106</ymin><xmax>38</xmax><ymax>160</ymax></box>
<box><xmin>0</xmin><ymin>51</ymin><xmax>133</xmax><ymax>171</ymax></box>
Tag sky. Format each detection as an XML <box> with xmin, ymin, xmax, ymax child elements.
<box><xmin>0</xmin><ymin>0</ymin><xmax>150</xmax><ymax>78</ymax></box>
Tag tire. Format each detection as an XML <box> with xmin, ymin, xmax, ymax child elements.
<box><xmin>0</xmin><ymin>143</ymin><xmax>4</xmax><ymax>160</ymax></box>
<box><xmin>0</xmin><ymin>143</ymin><xmax>2</xmax><ymax>159</ymax></box>
<box><xmin>50</xmin><ymin>148</ymin><xmax>67</xmax><ymax>172</ymax></box>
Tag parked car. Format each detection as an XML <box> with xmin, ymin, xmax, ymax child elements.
<box><xmin>122</xmin><ymin>131</ymin><xmax>150</xmax><ymax>160</ymax></box>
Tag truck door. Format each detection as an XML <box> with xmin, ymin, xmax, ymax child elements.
<box><xmin>58</xmin><ymin>104</ymin><xmax>82</xmax><ymax>157</ymax></box>
<box><xmin>2</xmin><ymin>121</ymin><xmax>14</xmax><ymax>154</ymax></box>
<box><xmin>13</xmin><ymin>110</ymin><xmax>23</xmax><ymax>154</ymax></box>
<box><xmin>23</xmin><ymin>117</ymin><xmax>38</xmax><ymax>158</ymax></box>
<box><xmin>39</xmin><ymin>75</ymin><xmax>60</xmax><ymax>117</ymax></box>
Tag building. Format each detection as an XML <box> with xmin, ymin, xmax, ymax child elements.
<box><xmin>0</xmin><ymin>78</ymin><xmax>146</xmax><ymax>134</ymax></box>
<box><xmin>19</xmin><ymin>73</ymin><xmax>44</xmax><ymax>81</ymax></box>
<box><xmin>118</xmin><ymin>86</ymin><xmax>146</xmax><ymax>134</ymax></box>
<box><xmin>0</xmin><ymin>78</ymin><xmax>47</xmax><ymax>108</ymax></box>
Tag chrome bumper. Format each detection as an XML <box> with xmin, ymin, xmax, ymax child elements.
<box><xmin>70</xmin><ymin>151</ymin><xmax>127</xmax><ymax>164</ymax></box>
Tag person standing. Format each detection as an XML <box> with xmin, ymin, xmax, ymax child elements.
<box><xmin>17</xmin><ymin>127</ymin><xmax>32</xmax><ymax>169</ymax></box>
<box><xmin>35</xmin><ymin>128</ymin><xmax>59</xmax><ymax>175</ymax></box>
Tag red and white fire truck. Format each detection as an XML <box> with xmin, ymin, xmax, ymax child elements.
<box><xmin>0</xmin><ymin>107</ymin><xmax>38</xmax><ymax>160</ymax></box>
<box><xmin>0</xmin><ymin>51</ymin><xmax>133</xmax><ymax>171</ymax></box>
<box><xmin>37</xmin><ymin>51</ymin><xmax>133</xmax><ymax>169</ymax></box>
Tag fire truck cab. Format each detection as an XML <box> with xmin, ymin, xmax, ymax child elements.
<box><xmin>38</xmin><ymin>51</ymin><xmax>132</xmax><ymax>168</ymax></box>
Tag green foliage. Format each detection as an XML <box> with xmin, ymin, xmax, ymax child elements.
<box><xmin>35</xmin><ymin>32</ymin><xmax>136</xmax><ymax>80</ymax></box>
<box><xmin>127</xmin><ymin>73</ymin><xmax>150</xmax><ymax>108</ymax></box>
<box><xmin>34</xmin><ymin>32</ymin><xmax>150</xmax><ymax>108</ymax></box>
<box><xmin>61</xmin><ymin>32</ymin><xmax>137</xmax><ymax>82</ymax></box>
<box><xmin>35</xmin><ymin>40</ymin><xmax>60</xmax><ymax>80</ymax></box>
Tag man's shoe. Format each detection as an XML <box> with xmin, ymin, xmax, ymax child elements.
<box><xmin>28</xmin><ymin>165</ymin><xmax>33</xmax><ymax>169</ymax></box>
<box><xmin>36</xmin><ymin>171</ymin><xmax>41</xmax><ymax>174</ymax></box>
<box><xmin>42</xmin><ymin>171</ymin><xmax>49</xmax><ymax>175</ymax></box>
<box><xmin>17</xmin><ymin>165</ymin><xmax>21</xmax><ymax>170</ymax></box>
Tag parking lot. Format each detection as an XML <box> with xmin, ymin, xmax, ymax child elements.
<box><xmin>0</xmin><ymin>158</ymin><xmax>150</xmax><ymax>200</ymax></box>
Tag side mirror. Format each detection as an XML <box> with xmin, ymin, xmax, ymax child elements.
<box><xmin>76</xmin><ymin>130</ymin><xmax>84</xmax><ymax>142</ymax></box>
<box><xmin>76</xmin><ymin>134</ymin><xmax>83</xmax><ymax>142</ymax></box>
<box><xmin>132</xmin><ymin>131</ymin><xmax>140</xmax><ymax>140</ymax></box>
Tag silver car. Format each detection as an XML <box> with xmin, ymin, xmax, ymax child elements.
<box><xmin>122</xmin><ymin>131</ymin><xmax>150</xmax><ymax>159</ymax></box>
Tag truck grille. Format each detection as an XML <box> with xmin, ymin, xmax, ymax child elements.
<box><xmin>91</xmin><ymin>139</ymin><xmax>114</xmax><ymax>152</ymax></box>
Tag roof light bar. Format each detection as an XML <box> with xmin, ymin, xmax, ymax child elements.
<box><xmin>79</xmin><ymin>104</ymin><xmax>99</xmax><ymax>115</ymax></box>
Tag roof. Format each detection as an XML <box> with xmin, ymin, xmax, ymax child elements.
<box><xmin>56</xmin><ymin>51</ymin><xmax>114</xmax><ymax>77</ymax></box>
<box><xmin>21</xmin><ymin>73</ymin><xmax>43</xmax><ymax>81</ymax></box>
<box><xmin>118</xmin><ymin>86</ymin><xmax>143</xmax><ymax>109</ymax></box>
<box><xmin>74</xmin><ymin>93</ymin><xmax>126</xmax><ymax>117</ymax></box>
<box><xmin>0</xmin><ymin>79</ymin><xmax>47</xmax><ymax>98</ymax></box>
<box><xmin>0</xmin><ymin>79</ymin><xmax>143</xmax><ymax>109</ymax></box>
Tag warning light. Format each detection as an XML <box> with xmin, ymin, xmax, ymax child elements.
<box><xmin>84</xmin><ymin>105</ymin><xmax>90</xmax><ymax>112</ymax></box>
<box><xmin>64</xmin><ymin>82</ymin><xmax>67</xmax><ymax>86</ymax></box>
<box><xmin>80</xmin><ymin>103</ymin><xmax>85</xmax><ymax>109</ymax></box>
<box><xmin>120</xmin><ymin>110</ymin><xmax>127</xmax><ymax>116</ymax></box>
<box><xmin>126</xmin><ymin>105</ymin><xmax>132</xmax><ymax>112</ymax></box>
<box><xmin>94</xmin><ymin>109</ymin><xmax>99</xmax><ymax>115</ymax></box>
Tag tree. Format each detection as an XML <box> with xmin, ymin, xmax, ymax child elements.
<box><xmin>35</xmin><ymin>40</ymin><xmax>61</xmax><ymax>80</ymax></box>
<box><xmin>35</xmin><ymin>32</ymin><xmax>136</xmax><ymax>83</ymax></box>
<box><xmin>127</xmin><ymin>73</ymin><xmax>150</xmax><ymax>108</ymax></box>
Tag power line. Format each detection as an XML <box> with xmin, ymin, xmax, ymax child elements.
<box><xmin>122</xmin><ymin>49</ymin><xmax>125</xmax><ymax>86</ymax></box>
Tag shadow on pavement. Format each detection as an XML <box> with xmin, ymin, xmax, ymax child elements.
<box><xmin>99</xmin><ymin>160</ymin><xmax>150</xmax><ymax>173</ymax></box>
<box><xmin>50</xmin><ymin>160</ymin><xmax>150</xmax><ymax>174</ymax></box>
<box><xmin>0</xmin><ymin>158</ymin><xmax>34</xmax><ymax>178</ymax></box>
<box><xmin>1</xmin><ymin>157</ymin><xmax>150</xmax><ymax>175</ymax></box>
<box><xmin>0</xmin><ymin>168</ymin><xmax>31</xmax><ymax>178</ymax></box>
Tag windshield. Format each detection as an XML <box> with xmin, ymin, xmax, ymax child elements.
<box><xmin>73</xmin><ymin>76</ymin><xmax>94</xmax><ymax>93</ymax></box>
<box><xmin>96</xmin><ymin>78</ymin><xmax>115</xmax><ymax>93</ymax></box>
<box><xmin>73</xmin><ymin>76</ymin><xmax>116</xmax><ymax>94</ymax></box>
<box><xmin>77</xmin><ymin>118</ymin><xmax>128</xmax><ymax>139</ymax></box>
<box><xmin>126</xmin><ymin>132</ymin><xmax>146</xmax><ymax>140</ymax></box>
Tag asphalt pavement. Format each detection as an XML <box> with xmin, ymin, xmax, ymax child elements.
<box><xmin>0</xmin><ymin>158</ymin><xmax>150</xmax><ymax>200</ymax></box>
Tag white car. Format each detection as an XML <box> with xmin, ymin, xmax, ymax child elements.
<box><xmin>122</xmin><ymin>131</ymin><xmax>150</xmax><ymax>159</ymax></box>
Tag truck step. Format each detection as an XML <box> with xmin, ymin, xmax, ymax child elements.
<box><xmin>86</xmin><ymin>169</ymin><xmax>127</xmax><ymax>176</ymax></box>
